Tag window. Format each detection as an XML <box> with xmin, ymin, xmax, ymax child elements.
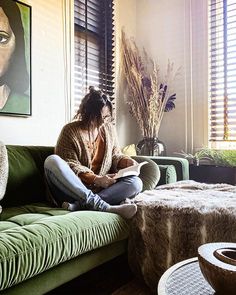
<box><xmin>209</xmin><ymin>0</ymin><xmax>236</xmax><ymax>148</ymax></box>
<box><xmin>74</xmin><ymin>0</ymin><xmax>115</xmax><ymax>112</ymax></box>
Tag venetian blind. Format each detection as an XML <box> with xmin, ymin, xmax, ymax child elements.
<box><xmin>74</xmin><ymin>0</ymin><xmax>115</xmax><ymax>112</ymax></box>
<box><xmin>209</xmin><ymin>0</ymin><xmax>236</xmax><ymax>143</ymax></box>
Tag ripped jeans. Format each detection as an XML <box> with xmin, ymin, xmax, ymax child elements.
<box><xmin>44</xmin><ymin>155</ymin><xmax>143</xmax><ymax>211</ymax></box>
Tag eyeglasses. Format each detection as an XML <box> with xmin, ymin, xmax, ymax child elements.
<box><xmin>102</xmin><ymin>114</ymin><xmax>111</xmax><ymax>120</ymax></box>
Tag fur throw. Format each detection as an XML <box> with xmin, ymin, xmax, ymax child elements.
<box><xmin>128</xmin><ymin>180</ymin><xmax>236</xmax><ymax>293</ymax></box>
<box><xmin>0</xmin><ymin>141</ymin><xmax>8</xmax><ymax>213</ymax></box>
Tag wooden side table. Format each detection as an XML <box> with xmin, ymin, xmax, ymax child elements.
<box><xmin>157</xmin><ymin>257</ymin><xmax>214</xmax><ymax>295</ymax></box>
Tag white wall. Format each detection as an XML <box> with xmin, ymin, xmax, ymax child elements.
<box><xmin>0</xmin><ymin>0</ymin><xmax>137</xmax><ymax>148</ymax></box>
<box><xmin>139</xmin><ymin>0</ymin><xmax>209</xmax><ymax>155</ymax></box>
<box><xmin>0</xmin><ymin>0</ymin><xmax>69</xmax><ymax>146</ymax></box>
<box><xmin>114</xmin><ymin>0</ymin><xmax>139</xmax><ymax>148</ymax></box>
<box><xmin>0</xmin><ymin>0</ymin><xmax>208</xmax><ymax>154</ymax></box>
<box><xmin>118</xmin><ymin>0</ymin><xmax>208</xmax><ymax>155</ymax></box>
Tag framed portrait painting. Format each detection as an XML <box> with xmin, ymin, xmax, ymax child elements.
<box><xmin>0</xmin><ymin>0</ymin><xmax>31</xmax><ymax>117</ymax></box>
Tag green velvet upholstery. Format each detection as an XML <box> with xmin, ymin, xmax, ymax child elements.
<box><xmin>3</xmin><ymin>146</ymin><xmax>53</xmax><ymax>208</ymax></box>
<box><xmin>0</xmin><ymin>145</ymin><xmax>188</xmax><ymax>293</ymax></box>
<box><xmin>122</xmin><ymin>145</ymin><xmax>189</xmax><ymax>185</ymax></box>
<box><xmin>143</xmin><ymin>156</ymin><xmax>189</xmax><ymax>182</ymax></box>
<box><xmin>130</xmin><ymin>155</ymin><xmax>189</xmax><ymax>186</ymax></box>
<box><xmin>0</xmin><ymin>145</ymin><xmax>161</xmax><ymax>294</ymax></box>
<box><xmin>0</xmin><ymin>203</ymin><xmax>128</xmax><ymax>291</ymax></box>
<box><xmin>1</xmin><ymin>241</ymin><xmax>127</xmax><ymax>295</ymax></box>
<box><xmin>158</xmin><ymin>165</ymin><xmax>177</xmax><ymax>185</ymax></box>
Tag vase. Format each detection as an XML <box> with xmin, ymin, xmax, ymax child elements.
<box><xmin>136</xmin><ymin>137</ymin><xmax>166</xmax><ymax>156</ymax></box>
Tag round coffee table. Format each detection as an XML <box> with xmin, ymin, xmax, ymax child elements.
<box><xmin>157</xmin><ymin>257</ymin><xmax>215</xmax><ymax>295</ymax></box>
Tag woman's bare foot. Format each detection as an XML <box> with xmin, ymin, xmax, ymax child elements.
<box><xmin>107</xmin><ymin>203</ymin><xmax>137</xmax><ymax>219</ymax></box>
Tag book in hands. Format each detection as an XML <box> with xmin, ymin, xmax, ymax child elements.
<box><xmin>113</xmin><ymin>161</ymin><xmax>148</xmax><ymax>179</ymax></box>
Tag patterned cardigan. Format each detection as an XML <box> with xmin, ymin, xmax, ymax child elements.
<box><xmin>55</xmin><ymin>121</ymin><xmax>130</xmax><ymax>177</ymax></box>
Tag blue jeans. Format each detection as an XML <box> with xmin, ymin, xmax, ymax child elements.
<box><xmin>44</xmin><ymin>155</ymin><xmax>143</xmax><ymax>211</ymax></box>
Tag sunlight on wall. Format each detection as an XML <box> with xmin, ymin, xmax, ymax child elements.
<box><xmin>134</xmin><ymin>0</ymin><xmax>208</xmax><ymax>155</ymax></box>
<box><xmin>114</xmin><ymin>0</ymin><xmax>139</xmax><ymax>148</ymax></box>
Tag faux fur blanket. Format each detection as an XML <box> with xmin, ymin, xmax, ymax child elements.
<box><xmin>128</xmin><ymin>180</ymin><xmax>236</xmax><ymax>293</ymax></box>
<box><xmin>0</xmin><ymin>141</ymin><xmax>8</xmax><ymax>213</ymax></box>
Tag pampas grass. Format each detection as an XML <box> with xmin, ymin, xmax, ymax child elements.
<box><xmin>121</xmin><ymin>30</ymin><xmax>179</xmax><ymax>138</ymax></box>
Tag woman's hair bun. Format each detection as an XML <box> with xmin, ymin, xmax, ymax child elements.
<box><xmin>89</xmin><ymin>86</ymin><xmax>95</xmax><ymax>93</ymax></box>
<box><xmin>89</xmin><ymin>86</ymin><xmax>103</xmax><ymax>97</ymax></box>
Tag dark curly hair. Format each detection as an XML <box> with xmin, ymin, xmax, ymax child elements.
<box><xmin>75</xmin><ymin>86</ymin><xmax>113</xmax><ymax>129</ymax></box>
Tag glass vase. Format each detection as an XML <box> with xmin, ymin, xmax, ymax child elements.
<box><xmin>136</xmin><ymin>137</ymin><xmax>166</xmax><ymax>156</ymax></box>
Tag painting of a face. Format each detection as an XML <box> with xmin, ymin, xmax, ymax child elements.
<box><xmin>0</xmin><ymin>0</ymin><xmax>31</xmax><ymax>117</ymax></box>
<box><xmin>0</xmin><ymin>8</ymin><xmax>15</xmax><ymax>77</ymax></box>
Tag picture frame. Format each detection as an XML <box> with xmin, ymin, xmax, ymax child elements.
<box><xmin>0</xmin><ymin>0</ymin><xmax>31</xmax><ymax>117</ymax></box>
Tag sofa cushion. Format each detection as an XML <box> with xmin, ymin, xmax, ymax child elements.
<box><xmin>122</xmin><ymin>144</ymin><xmax>137</xmax><ymax>156</ymax></box>
<box><xmin>3</xmin><ymin>146</ymin><xmax>53</xmax><ymax>208</ymax></box>
<box><xmin>158</xmin><ymin>165</ymin><xmax>177</xmax><ymax>185</ymax></box>
<box><xmin>131</xmin><ymin>156</ymin><xmax>160</xmax><ymax>191</ymax></box>
<box><xmin>0</xmin><ymin>203</ymin><xmax>129</xmax><ymax>291</ymax></box>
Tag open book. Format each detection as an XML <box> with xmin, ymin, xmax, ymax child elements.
<box><xmin>114</xmin><ymin>161</ymin><xmax>148</xmax><ymax>179</ymax></box>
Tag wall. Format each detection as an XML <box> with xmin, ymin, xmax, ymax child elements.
<box><xmin>0</xmin><ymin>0</ymin><xmax>136</xmax><ymax>148</ymax></box>
<box><xmin>0</xmin><ymin>0</ymin><xmax>208</xmax><ymax>154</ymax></box>
<box><xmin>118</xmin><ymin>0</ymin><xmax>209</xmax><ymax>155</ymax></box>
<box><xmin>114</xmin><ymin>0</ymin><xmax>138</xmax><ymax>148</ymax></box>
<box><xmin>0</xmin><ymin>0</ymin><xmax>70</xmax><ymax>146</ymax></box>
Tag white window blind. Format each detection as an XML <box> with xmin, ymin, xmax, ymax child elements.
<box><xmin>74</xmin><ymin>0</ymin><xmax>115</xmax><ymax>112</ymax></box>
<box><xmin>209</xmin><ymin>0</ymin><xmax>236</xmax><ymax>144</ymax></box>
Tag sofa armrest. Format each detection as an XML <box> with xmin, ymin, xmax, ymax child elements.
<box><xmin>158</xmin><ymin>165</ymin><xmax>177</xmax><ymax>185</ymax></box>
<box><xmin>147</xmin><ymin>156</ymin><xmax>189</xmax><ymax>181</ymax></box>
<box><xmin>131</xmin><ymin>155</ymin><xmax>189</xmax><ymax>181</ymax></box>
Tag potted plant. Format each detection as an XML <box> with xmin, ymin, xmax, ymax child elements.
<box><xmin>176</xmin><ymin>148</ymin><xmax>236</xmax><ymax>184</ymax></box>
<box><xmin>199</xmin><ymin>148</ymin><xmax>236</xmax><ymax>167</ymax></box>
<box><xmin>175</xmin><ymin>150</ymin><xmax>212</xmax><ymax>166</ymax></box>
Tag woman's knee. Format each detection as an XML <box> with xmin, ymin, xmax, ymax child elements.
<box><xmin>44</xmin><ymin>154</ymin><xmax>64</xmax><ymax>174</ymax></box>
<box><xmin>123</xmin><ymin>176</ymin><xmax>143</xmax><ymax>195</ymax></box>
<box><xmin>132</xmin><ymin>176</ymin><xmax>143</xmax><ymax>194</ymax></box>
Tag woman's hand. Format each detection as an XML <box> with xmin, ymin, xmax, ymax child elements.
<box><xmin>117</xmin><ymin>157</ymin><xmax>138</xmax><ymax>170</ymax></box>
<box><xmin>123</xmin><ymin>158</ymin><xmax>137</xmax><ymax>167</ymax></box>
<box><xmin>94</xmin><ymin>174</ymin><xmax>116</xmax><ymax>188</ymax></box>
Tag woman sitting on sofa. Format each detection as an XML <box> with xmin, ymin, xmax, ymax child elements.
<box><xmin>44</xmin><ymin>87</ymin><xmax>143</xmax><ymax>219</ymax></box>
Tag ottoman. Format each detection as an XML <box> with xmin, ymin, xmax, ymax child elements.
<box><xmin>128</xmin><ymin>180</ymin><xmax>236</xmax><ymax>293</ymax></box>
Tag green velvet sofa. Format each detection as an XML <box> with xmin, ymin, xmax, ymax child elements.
<box><xmin>0</xmin><ymin>145</ymin><xmax>189</xmax><ymax>294</ymax></box>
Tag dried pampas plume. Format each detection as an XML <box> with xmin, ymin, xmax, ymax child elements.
<box><xmin>121</xmin><ymin>30</ymin><xmax>180</xmax><ymax>138</ymax></box>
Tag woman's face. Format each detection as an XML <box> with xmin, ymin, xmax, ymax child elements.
<box><xmin>0</xmin><ymin>8</ymin><xmax>15</xmax><ymax>78</ymax></box>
